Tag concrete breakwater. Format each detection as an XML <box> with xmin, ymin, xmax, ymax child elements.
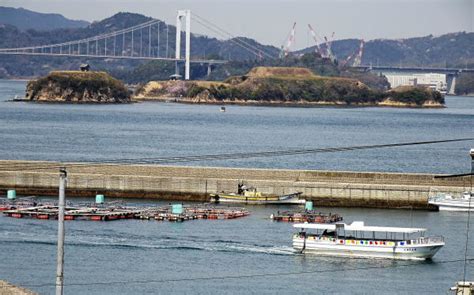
<box><xmin>0</xmin><ymin>160</ymin><xmax>470</xmax><ymax>209</ymax></box>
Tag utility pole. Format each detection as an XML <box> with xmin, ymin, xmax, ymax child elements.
<box><xmin>56</xmin><ymin>168</ymin><xmax>67</xmax><ymax>295</ymax></box>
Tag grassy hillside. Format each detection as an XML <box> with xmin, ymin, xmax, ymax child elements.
<box><xmin>0</xmin><ymin>12</ymin><xmax>279</xmax><ymax>79</ymax></box>
<box><xmin>26</xmin><ymin>71</ymin><xmax>130</xmax><ymax>103</ymax></box>
<box><xmin>136</xmin><ymin>66</ymin><xmax>444</xmax><ymax>107</ymax></box>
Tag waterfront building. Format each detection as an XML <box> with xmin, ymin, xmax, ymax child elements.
<box><xmin>385</xmin><ymin>73</ymin><xmax>447</xmax><ymax>92</ymax></box>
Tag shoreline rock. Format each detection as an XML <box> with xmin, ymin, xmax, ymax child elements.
<box><xmin>134</xmin><ymin>67</ymin><xmax>445</xmax><ymax>108</ymax></box>
<box><xmin>134</xmin><ymin>96</ymin><xmax>444</xmax><ymax>108</ymax></box>
<box><xmin>26</xmin><ymin>71</ymin><xmax>130</xmax><ymax>103</ymax></box>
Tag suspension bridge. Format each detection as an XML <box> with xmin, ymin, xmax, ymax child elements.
<box><xmin>0</xmin><ymin>10</ymin><xmax>278</xmax><ymax>80</ymax></box>
<box><xmin>1</xmin><ymin>9</ymin><xmax>471</xmax><ymax>83</ymax></box>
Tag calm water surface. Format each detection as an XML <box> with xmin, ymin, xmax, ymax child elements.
<box><xmin>0</xmin><ymin>80</ymin><xmax>473</xmax><ymax>294</ymax></box>
<box><xmin>0</xmin><ymin>80</ymin><xmax>473</xmax><ymax>173</ymax></box>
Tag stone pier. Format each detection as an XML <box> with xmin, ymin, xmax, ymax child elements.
<box><xmin>0</xmin><ymin>160</ymin><xmax>470</xmax><ymax>209</ymax></box>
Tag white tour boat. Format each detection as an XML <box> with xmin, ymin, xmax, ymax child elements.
<box><xmin>428</xmin><ymin>192</ymin><xmax>473</xmax><ymax>212</ymax></box>
<box><xmin>293</xmin><ymin>221</ymin><xmax>444</xmax><ymax>260</ymax></box>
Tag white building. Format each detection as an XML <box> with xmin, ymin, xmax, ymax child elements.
<box><xmin>384</xmin><ymin>73</ymin><xmax>447</xmax><ymax>93</ymax></box>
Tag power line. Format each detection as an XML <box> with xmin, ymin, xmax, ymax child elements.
<box><xmin>12</xmin><ymin>257</ymin><xmax>473</xmax><ymax>289</ymax></box>
<box><xmin>463</xmin><ymin>153</ymin><xmax>473</xmax><ymax>283</ymax></box>
<box><xmin>0</xmin><ymin>137</ymin><xmax>472</xmax><ymax>172</ymax></box>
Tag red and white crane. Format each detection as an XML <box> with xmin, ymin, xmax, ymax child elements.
<box><xmin>283</xmin><ymin>22</ymin><xmax>297</xmax><ymax>57</ymax></box>
<box><xmin>340</xmin><ymin>39</ymin><xmax>365</xmax><ymax>67</ymax></box>
<box><xmin>307</xmin><ymin>24</ymin><xmax>323</xmax><ymax>56</ymax></box>
<box><xmin>352</xmin><ymin>40</ymin><xmax>365</xmax><ymax>66</ymax></box>
<box><xmin>323</xmin><ymin>32</ymin><xmax>336</xmax><ymax>62</ymax></box>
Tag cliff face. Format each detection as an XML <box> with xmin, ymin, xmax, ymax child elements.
<box><xmin>26</xmin><ymin>71</ymin><xmax>130</xmax><ymax>103</ymax></box>
<box><xmin>135</xmin><ymin>66</ymin><xmax>444</xmax><ymax>108</ymax></box>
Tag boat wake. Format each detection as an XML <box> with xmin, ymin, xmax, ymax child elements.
<box><xmin>0</xmin><ymin>235</ymin><xmax>297</xmax><ymax>256</ymax></box>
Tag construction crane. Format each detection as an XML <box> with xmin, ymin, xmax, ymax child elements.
<box><xmin>281</xmin><ymin>22</ymin><xmax>296</xmax><ymax>58</ymax></box>
<box><xmin>323</xmin><ymin>32</ymin><xmax>336</xmax><ymax>63</ymax></box>
<box><xmin>352</xmin><ymin>40</ymin><xmax>365</xmax><ymax>66</ymax></box>
<box><xmin>340</xmin><ymin>40</ymin><xmax>364</xmax><ymax>67</ymax></box>
<box><xmin>307</xmin><ymin>24</ymin><xmax>323</xmax><ymax>56</ymax></box>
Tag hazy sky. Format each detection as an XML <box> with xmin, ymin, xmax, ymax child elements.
<box><xmin>1</xmin><ymin>0</ymin><xmax>472</xmax><ymax>49</ymax></box>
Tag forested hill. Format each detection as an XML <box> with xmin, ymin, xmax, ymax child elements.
<box><xmin>299</xmin><ymin>32</ymin><xmax>474</xmax><ymax>68</ymax></box>
<box><xmin>0</xmin><ymin>8</ymin><xmax>472</xmax><ymax>85</ymax></box>
<box><xmin>0</xmin><ymin>11</ymin><xmax>279</xmax><ymax>78</ymax></box>
<box><xmin>0</xmin><ymin>6</ymin><xmax>89</xmax><ymax>31</ymax></box>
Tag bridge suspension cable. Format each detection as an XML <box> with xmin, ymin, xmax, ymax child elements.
<box><xmin>0</xmin><ymin>18</ymin><xmax>182</xmax><ymax>62</ymax></box>
<box><xmin>191</xmin><ymin>12</ymin><xmax>277</xmax><ymax>60</ymax></box>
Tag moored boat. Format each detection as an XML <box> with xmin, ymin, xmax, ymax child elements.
<box><xmin>428</xmin><ymin>192</ymin><xmax>473</xmax><ymax>212</ymax></box>
<box><xmin>293</xmin><ymin>221</ymin><xmax>444</xmax><ymax>260</ymax></box>
<box><xmin>210</xmin><ymin>183</ymin><xmax>304</xmax><ymax>205</ymax></box>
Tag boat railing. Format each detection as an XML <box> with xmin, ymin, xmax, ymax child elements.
<box><xmin>428</xmin><ymin>193</ymin><xmax>450</xmax><ymax>202</ymax></box>
<box><xmin>293</xmin><ymin>234</ymin><xmax>444</xmax><ymax>246</ymax></box>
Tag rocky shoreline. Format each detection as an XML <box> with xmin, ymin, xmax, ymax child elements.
<box><xmin>23</xmin><ymin>67</ymin><xmax>445</xmax><ymax>107</ymax></box>
<box><xmin>134</xmin><ymin>67</ymin><xmax>445</xmax><ymax>108</ymax></box>
<box><xmin>25</xmin><ymin>71</ymin><xmax>130</xmax><ymax>103</ymax></box>
<box><xmin>133</xmin><ymin>96</ymin><xmax>444</xmax><ymax>108</ymax></box>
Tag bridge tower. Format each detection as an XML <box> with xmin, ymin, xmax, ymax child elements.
<box><xmin>176</xmin><ymin>10</ymin><xmax>191</xmax><ymax>80</ymax></box>
<box><xmin>446</xmin><ymin>73</ymin><xmax>458</xmax><ymax>95</ymax></box>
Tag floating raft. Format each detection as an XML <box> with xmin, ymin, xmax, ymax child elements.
<box><xmin>2</xmin><ymin>205</ymin><xmax>144</xmax><ymax>221</ymax></box>
<box><xmin>2</xmin><ymin>203</ymin><xmax>249</xmax><ymax>222</ymax></box>
<box><xmin>0</xmin><ymin>197</ymin><xmax>45</xmax><ymax>211</ymax></box>
<box><xmin>270</xmin><ymin>210</ymin><xmax>343</xmax><ymax>223</ymax></box>
<box><xmin>136</xmin><ymin>205</ymin><xmax>250</xmax><ymax>222</ymax></box>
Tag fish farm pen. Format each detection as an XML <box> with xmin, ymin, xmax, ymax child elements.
<box><xmin>270</xmin><ymin>210</ymin><xmax>343</xmax><ymax>223</ymax></box>
<box><xmin>1</xmin><ymin>198</ymin><xmax>250</xmax><ymax>222</ymax></box>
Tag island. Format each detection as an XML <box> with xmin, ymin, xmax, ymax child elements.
<box><xmin>25</xmin><ymin>71</ymin><xmax>130</xmax><ymax>103</ymax></box>
<box><xmin>135</xmin><ymin>67</ymin><xmax>445</xmax><ymax>108</ymax></box>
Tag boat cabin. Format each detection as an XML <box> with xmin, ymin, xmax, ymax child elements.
<box><xmin>294</xmin><ymin>221</ymin><xmax>429</xmax><ymax>243</ymax></box>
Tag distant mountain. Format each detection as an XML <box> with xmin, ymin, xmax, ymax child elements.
<box><xmin>0</xmin><ymin>8</ymin><xmax>473</xmax><ymax>88</ymax></box>
<box><xmin>0</xmin><ymin>6</ymin><xmax>89</xmax><ymax>31</ymax></box>
<box><xmin>0</xmin><ymin>12</ymin><xmax>279</xmax><ymax>79</ymax></box>
<box><xmin>298</xmin><ymin>32</ymin><xmax>474</xmax><ymax>68</ymax></box>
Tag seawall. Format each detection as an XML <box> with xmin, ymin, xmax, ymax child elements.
<box><xmin>0</xmin><ymin>160</ymin><xmax>470</xmax><ymax>209</ymax></box>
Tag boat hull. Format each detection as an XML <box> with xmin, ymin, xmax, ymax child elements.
<box><xmin>293</xmin><ymin>237</ymin><xmax>443</xmax><ymax>260</ymax></box>
<box><xmin>210</xmin><ymin>193</ymin><xmax>305</xmax><ymax>205</ymax></box>
<box><xmin>428</xmin><ymin>200</ymin><xmax>474</xmax><ymax>212</ymax></box>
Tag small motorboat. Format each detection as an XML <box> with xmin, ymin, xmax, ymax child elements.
<box><xmin>210</xmin><ymin>183</ymin><xmax>304</xmax><ymax>205</ymax></box>
<box><xmin>428</xmin><ymin>192</ymin><xmax>473</xmax><ymax>211</ymax></box>
<box><xmin>220</xmin><ymin>106</ymin><xmax>226</xmax><ymax>112</ymax></box>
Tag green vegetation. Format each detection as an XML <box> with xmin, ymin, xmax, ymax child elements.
<box><xmin>455</xmin><ymin>73</ymin><xmax>474</xmax><ymax>95</ymax></box>
<box><xmin>386</xmin><ymin>86</ymin><xmax>444</xmax><ymax>105</ymax></box>
<box><xmin>26</xmin><ymin>71</ymin><xmax>130</xmax><ymax>103</ymax></box>
<box><xmin>137</xmin><ymin>66</ymin><xmax>444</xmax><ymax>107</ymax></box>
<box><xmin>198</xmin><ymin>67</ymin><xmax>373</xmax><ymax>103</ymax></box>
<box><xmin>0</xmin><ymin>10</ymin><xmax>473</xmax><ymax>80</ymax></box>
